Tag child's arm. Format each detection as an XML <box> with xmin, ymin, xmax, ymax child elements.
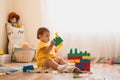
<box><xmin>41</xmin><ymin>40</ymin><xmax>55</xmax><ymax>53</ymax></box>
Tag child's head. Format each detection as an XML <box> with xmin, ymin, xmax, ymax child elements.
<box><xmin>8</xmin><ymin>12</ymin><xmax>20</xmax><ymax>23</ymax></box>
<box><xmin>37</xmin><ymin>27</ymin><xmax>50</xmax><ymax>43</ymax></box>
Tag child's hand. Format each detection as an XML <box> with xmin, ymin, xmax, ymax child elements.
<box><xmin>50</xmin><ymin>40</ymin><xmax>55</xmax><ymax>46</ymax></box>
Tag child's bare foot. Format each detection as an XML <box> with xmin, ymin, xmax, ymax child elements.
<box><xmin>73</xmin><ymin>68</ymin><xmax>83</xmax><ymax>73</ymax></box>
<box><xmin>73</xmin><ymin>68</ymin><xmax>92</xmax><ymax>74</ymax></box>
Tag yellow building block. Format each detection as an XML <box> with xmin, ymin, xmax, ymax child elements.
<box><xmin>70</xmin><ymin>60</ymin><xmax>75</xmax><ymax>63</ymax></box>
<box><xmin>0</xmin><ymin>49</ymin><xmax>4</xmax><ymax>55</ymax></box>
<box><xmin>0</xmin><ymin>73</ymin><xmax>6</xmax><ymax>76</ymax></box>
<box><xmin>55</xmin><ymin>32</ymin><xmax>59</xmax><ymax>37</ymax></box>
<box><xmin>55</xmin><ymin>43</ymin><xmax>63</xmax><ymax>52</ymax></box>
<box><xmin>75</xmin><ymin>59</ymin><xmax>80</xmax><ymax>63</ymax></box>
<box><xmin>82</xmin><ymin>56</ymin><xmax>91</xmax><ymax>59</ymax></box>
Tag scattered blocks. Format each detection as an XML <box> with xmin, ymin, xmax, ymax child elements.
<box><xmin>23</xmin><ymin>65</ymin><xmax>34</xmax><ymax>72</ymax></box>
<box><xmin>68</xmin><ymin>48</ymin><xmax>91</xmax><ymax>71</ymax></box>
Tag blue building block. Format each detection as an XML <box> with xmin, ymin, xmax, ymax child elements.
<box><xmin>114</xmin><ymin>62</ymin><xmax>120</xmax><ymax>64</ymax></box>
<box><xmin>76</xmin><ymin>65</ymin><xmax>85</xmax><ymax>69</ymax></box>
<box><xmin>80</xmin><ymin>59</ymin><xmax>90</xmax><ymax>62</ymax></box>
<box><xmin>9</xmin><ymin>69</ymin><xmax>18</xmax><ymax>73</ymax></box>
<box><xmin>23</xmin><ymin>65</ymin><xmax>34</xmax><ymax>72</ymax></box>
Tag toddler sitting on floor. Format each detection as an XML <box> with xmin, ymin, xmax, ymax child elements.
<box><xmin>36</xmin><ymin>27</ymin><xmax>90</xmax><ymax>73</ymax></box>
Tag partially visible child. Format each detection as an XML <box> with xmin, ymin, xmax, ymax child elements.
<box><xmin>36</xmin><ymin>27</ymin><xmax>85</xmax><ymax>73</ymax></box>
<box><xmin>8</xmin><ymin>12</ymin><xmax>22</xmax><ymax>28</ymax></box>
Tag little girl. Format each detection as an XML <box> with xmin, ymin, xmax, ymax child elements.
<box><xmin>36</xmin><ymin>27</ymin><xmax>85</xmax><ymax>73</ymax></box>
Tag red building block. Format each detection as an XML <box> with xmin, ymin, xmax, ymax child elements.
<box><xmin>75</xmin><ymin>62</ymin><xmax>90</xmax><ymax>71</ymax></box>
<box><xmin>68</xmin><ymin>56</ymin><xmax>82</xmax><ymax>60</ymax></box>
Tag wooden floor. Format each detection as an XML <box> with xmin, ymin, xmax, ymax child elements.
<box><xmin>0</xmin><ymin>63</ymin><xmax>120</xmax><ymax>80</ymax></box>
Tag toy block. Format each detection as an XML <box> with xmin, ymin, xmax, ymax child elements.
<box><xmin>54</xmin><ymin>37</ymin><xmax>63</xmax><ymax>46</ymax></box>
<box><xmin>74</xmin><ymin>48</ymin><xmax>78</xmax><ymax>54</ymax></box>
<box><xmin>68</xmin><ymin>54</ymin><xmax>75</xmax><ymax>57</ymax></box>
<box><xmin>76</xmin><ymin>65</ymin><xmax>85</xmax><ymax>69</ymax></box>
<box><xmin>114</xmin><ymin>62</ymin><xmax>120</xmax><ymax>64</ymax></box>
<box><xmin>108</xmin><ymin>60</ymin><xmax>114</xmax><ymax>65</ymax></box>
<box><xmin>0</xmin><ymin>73</ymin><xmax>6</xmax><ymax>76</ymax></box>
<box><xmin>75</xmin><ymin>59</ymin><xmax>80</xmax><ymax>63</ymax></box>
<box><xmin>75</xmin><ymin>62</ymin><xmax>90</xmax><ymax>71</ymax></box>
<box><xmin>68</xmin><ymin>49</ymin><xmax>74</xmax><ymax>56</ymax></box>
<box><xmin>69</xmin><ymin>48</ymin><xmax>73</xmax><ymax>54</ymax></box>
<box><xmin>55</xmin><ymin>43</ymin><xmax>63</xmax><ymax>52</ymax></box>
<box><xmin>55</xmin><ymin>32</ymin><xmax>59</xmax><ymax>37</ymax></box>
<box><xmin>82</xmin><ymin>56</ymin><xmax>91</xmax><ymax>59</ymax></box>
<box><xmin>9</xmin><ymin>69</ymin><xmax>18</xmax><ymax>73</ymax></box>
<box><xmin>69</xmin><ymin>60</ymin><xmax>75</xmax><ymax>63</ymax></box>
<box><xmin>78</xmin><ymin>51</ymin><xmax>83</xmax><ymax>56</ymax></box>
<box><xmin>82</xmin><ymin>51</ymin><xmax>88</xmax><ymax>56</ymax></box>
<box><xmin>75</xmin><ymin>48</ymin><xmax>81</xmax><ymax>56</ymax></box>
<box><xmin>54</xmin><ymin>33</ymin><xmax>63</xmax><ymax>46</ymax></box>
<box><xmin>0</xmin><ymin>49</ymin><xmax>4</xmax><ymax>55</ymax></box>
<box><xmin>79</xmin><ymin>68</ymin><xmax>90</xmax><ymax>71</ymax></box>
<box><xmin>67</xmin><ymin>48</ymin><xmax>91</xmax><ymax>71</ymax></box>
<box><xmin>23</xmin><ymin>65</ymin><xmax>34</xmax><ymax>72</ymax></box>
<box><xmin>75</xmin><ymin>63</ymin><xmax>90</xmax><ymax>66</ymax></box>
<box><xmin>73</xmin><ymin>75</ymin><xmax>81</xmax><ymax>78</ymax></box>
<box><xmin>87</xmin><ymin>53</ymin><xmax>90</xmax><ymax>56</ymax></box>
<box><xmin>68</xmin><ymin>56</ymin><xmax>82</xmax><ymax>60</ymax></box>
<box><xmin>80</xmin><ymin>59</ymin><xmax>90</xmax><ymax>62</ymax></box>
<box><xmin>76</xmin><ymin>64</ymin><xmax>90</xmax><ymax>71</ymax></box>
<box><xmin>85</xmin><ymin>65</ymin><xmax>90</xmax><ymax>71</ymax></box>
<box><xmin>69</xmin><ymin>48</ymin><xmax>72</xmax><ymax>53</ymax></box>
<box><xmin>81</xmin><ymin>65</ymin><xmax>90</xmax><ymax>71</ymax></box>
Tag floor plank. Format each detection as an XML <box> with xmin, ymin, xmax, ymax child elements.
<box><xmin>0</xmin><ymin>63</ymin><xmax>120</xmax><ymax>80</ymax></box>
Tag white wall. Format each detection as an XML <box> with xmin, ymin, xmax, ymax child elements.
<box><xmin>0</xmin><ymin>0</ymin><xmax>43</xmax><ymax>53</ymax></box>
<box><xmin>0</xmin><ymin>0</ymin><xmax>12</xmax><ymax>53</ymax></box>
<box><xmin>12</xmin><ymin>0</ymin><xmax>43</xmax><ymax>48</ymax></box>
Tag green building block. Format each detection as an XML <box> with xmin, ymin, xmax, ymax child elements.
<box><xmin>74</xmin><ymin>48</ymin><xmax>78</xmax><ymax>56</ymax></box>
<box><xmin>68</xmin><ymin>48</ymin><xmax>74</xmax><ymax>56</ymax></box>
<box><xmin>54</xmin><ymin>37</ymin><xmax>63</xmax><ymax>46</ymax></box>
<box><xmin>68</xmin><ymin>48</ymin><xmax>90</xmax><ymax>57</ymax></box>
<box><xmin>69</xmin><ymin>48</ymin><xmax>73</xmax><ymax>54</ymax></box>
<box><xmin>74</xmin><ymin>48</ymin><xmax>78</xmax><ymax>54</ymax></box>
<box><xmin>79</xmin><ymin>51</ymin><xmax>83</xmax><ymax>56</ymax></box>
<box><xmin>68</xmin><ymin>54</ymin><xmax>74</xmax><ymax>56</ymax></box>
<box><xmin>83</xmin><ymin>51</ymin><xmax>87</xmax><ymax>56</ymax></box>
<box><xmin>87</xmin><ymin>53</ymin><xmax>90</xmax><ymax>56</ymax></box>
<box><xmin>73</xmin><ymin>75</ymin><xmax>81</xmax><ymax>78</ymax></box>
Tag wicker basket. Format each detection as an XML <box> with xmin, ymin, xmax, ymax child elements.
<box><xmin>14</xmin><ymin>48</ymin><xmax>35</xmax><ymax>63</ymax></box>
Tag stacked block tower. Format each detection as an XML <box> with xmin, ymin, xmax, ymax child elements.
<box><xmin>68</xmin><ymin>48</ymin><xmax>90</xmax><ymax>71</ymax></box>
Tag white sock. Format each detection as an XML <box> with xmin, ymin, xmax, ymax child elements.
<box><xmin>57</xmin><ymin>65</ymin><xmax>67</xmax><ymax>71</ymax></box>
<box><xmin>62</xmin><ymin>65</ymin><xmax>76</xmax><ymax>73</ymax></box>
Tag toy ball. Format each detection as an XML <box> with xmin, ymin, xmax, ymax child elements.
<box><xmin>22</xmin><ymin>42</ymin><xmax>29</xmax><ymax>48</ymax></box>
<box><xmin>108</xmin><ymin>60</ymin><xmax>114</xmax><ymax>65</ymax></box>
